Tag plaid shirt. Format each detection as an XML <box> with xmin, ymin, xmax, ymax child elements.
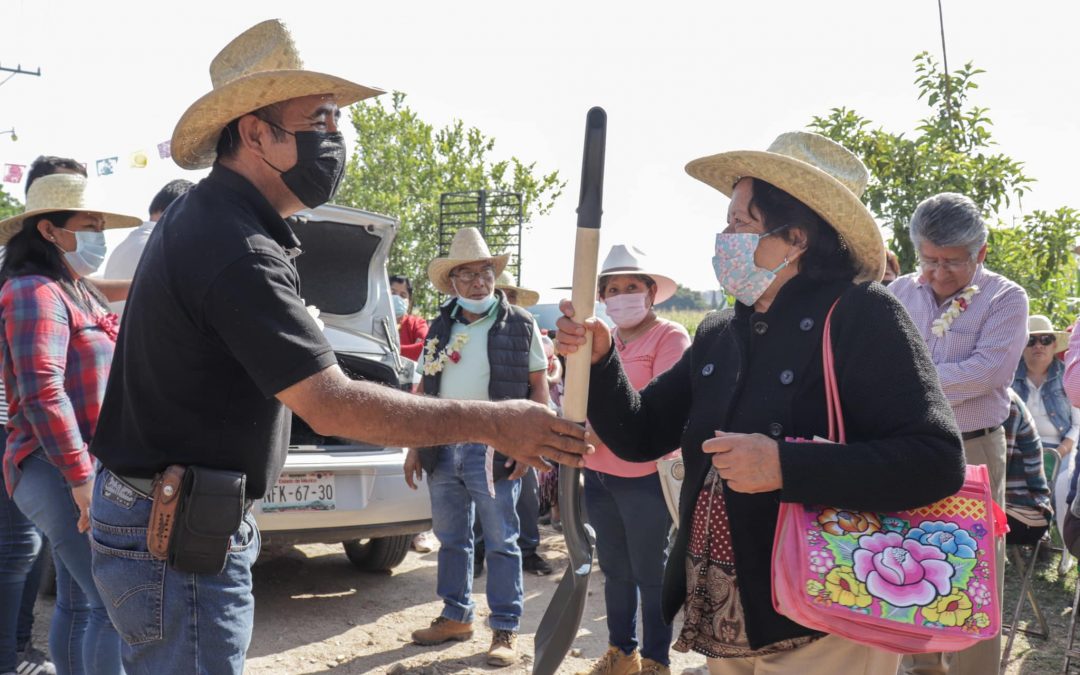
<box><xmin>889</xmin><ymin>265</ymin><xmax>1028</xmax><ymax>433</ymax></box>
<box><xmin>1</xmin><ymin>275</ymin><xmax>117</xmax><ymax>495</ymax></box>
<box><xmin>1004</xmin><ymin>388</ymin><xmax>1052</xmax><ymax>517</ymax></box>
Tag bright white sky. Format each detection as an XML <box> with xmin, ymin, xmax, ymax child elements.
<box><xmin>0</xmin><ymin>0</ymin><xmax>1077</xmax><ymax>297</ymax></box>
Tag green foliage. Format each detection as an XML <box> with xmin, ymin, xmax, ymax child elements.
<box><xmin>656</xmin><ymin>308</ymin><xmax>710</xmax><ymax>337</ymax></box>
<box><xmin>0</xmin><ymin>189</ymin><xmax>21</xmax><ymax>220</ymax></box>
<box><xmin>986</xmin><ymin>208</ymin><xmax>1080</xmax><ymax>324</ymax></box>
<box><xmin>809</xmin><ymin>52</ymin><xmax>1080</xmax><ymax>326</ymax></box>
<box><xmin>656</xmin><ymin>284</ymin><xmax>707</xmax><ymax>311</ymax></box>
<box><xmin>808</xmin><ymin>52</ymin><xmax>1034</xmax><ymax>271</ymax></box>
<box><xmin>334</xmin><ymin>92</ymin><xmax>565</xmax><ymax>315</ymax></box>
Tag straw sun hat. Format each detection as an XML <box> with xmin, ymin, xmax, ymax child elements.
<box><xmin>495</xmin><ymin>271</ymin><xmax>540</xmax><ymax>308</ymax></box>
<box><xmin>171</xmin><ymin>19</ymin><xmax>384</xmax><ymax>170</ymax></box>
<box><xmin>599</xmin><ymin>244</ymin><xmax>677</xmax><ymax>304</ymax></box>
<box><xmin>1027</xmin><ymin>314</ymin><xmax>1070</xmax><ymax>354</ymax></box>
<box><xmin>0</xmin><ymin>174</ymin><xmax>141</xmax><ymax>245</ymax></box>
<box><xmin>685</xmin><ymin>131</ymin><xmax>885</xmax><ymax>283</ymax></box>
<box><xmin>427</xmin><ymin>227</ymin><xmax>510</xmax><ymax>295</ymax></box>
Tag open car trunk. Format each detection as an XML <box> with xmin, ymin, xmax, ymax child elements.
<box><xmin>286</xmin><ymin>205</ymin><xmax>410</xmax><ymax>448</ymax></box>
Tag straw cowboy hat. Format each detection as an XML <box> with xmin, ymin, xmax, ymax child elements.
<box><xmin>428</xmin><ymin>227</ymin><xmax>510</xmax><ymax>295</ymax></box>
<box><xmin>685</xmin><ymin>131</ymin><xmax>885</xmax><ymax>283</ymax></box>
<box><xmin>599</xmin><ymin>244</ymin><xmax>678</xmax><ymax>304</ymax></box>
<box><xmin>0</xmin><ymin>174</ymin><xmax>141</xmax><ymax>245</ymax></box>
<box><xmin>171</xmin><ymin>19</ymin><xmax>384</xmax><ymax>170</ymax></box>
<box><xmin>495</xmin><ymin>271</ymin><xmax>540</xmax><ymax>308</ymax></box>
<box><xmin>1028</xmin><ymin>314</ymin><xmax>1070</xmax><ymax>354</ymax></box>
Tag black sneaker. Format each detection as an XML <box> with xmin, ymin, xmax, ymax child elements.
<box><xmin>522</xmin><ymin>552</ymin><xmax>553</xmax><ymax>576</ymax></box>
<box><xmin>16</xmin><ymin>643</ymin><xmax>56</xmax><ymax>675</ymax></box>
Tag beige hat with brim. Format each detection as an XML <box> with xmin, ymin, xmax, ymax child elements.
<box><xmin>428</xmin><ymin>227</ymin><xmax>510</xmax><ymax>295</ymax></box>
<box><xmin>1028</xmin><ymin>314</ymin><xmax>1070</xmax><ymax>354</ymax></box>
<box><xmin>171</xmin><ymin>19</ymin><xmax>384</xmax><ymax>170</ymax></box>
<box><xmin>495</xmin><ymin>271</ymin><xmax>540</xmax><ymax>308</ymax></box>
<box><xmin>598</xmin><ymin>244</ymin><xmax>678</xmax><ymax>304</ymax></box>
<box><xmin>685</xmin><ymin>131</ymin><xmax>885</xmax><ymax>283</ymax></box>
<box><xmin>0</xmin><ymin>174</ymin><xmax>142</xmax><ymax>245</ymax></box>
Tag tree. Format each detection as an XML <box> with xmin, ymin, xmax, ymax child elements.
<box><xmin>809</xmin><ymin>52</ymin><xmax>1080</xmax><ymax>325</ymax></box>
<box><xmin>656</xmin><ymin>284</ymin><xmax>707</xmax><ymax>311</ymax></box>
<box><xmin>0</xmin><ymin>189</ymin><xmax>20</xmax><ymax>220</ymax></box>
<box><xmin>334</xmin><ymin>92</ymin><xmax>565</xmax><ymax>315</ymax></box>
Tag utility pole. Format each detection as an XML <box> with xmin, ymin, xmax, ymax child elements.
<box><xmin>0</xmin><ymin>62</ymin><xmax>42</xmax><ymax>88</ymax></box>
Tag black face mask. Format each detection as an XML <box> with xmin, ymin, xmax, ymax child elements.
<box><xmin>262</xmin><ymin>125</ymin><xmax>347</xmax><ymax>208</ymax></box>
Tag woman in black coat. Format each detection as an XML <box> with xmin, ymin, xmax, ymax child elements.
<box><xmin>557</xmin><ymin>132</ymin><xmax>965</xmax><ymax>675</ymax></box>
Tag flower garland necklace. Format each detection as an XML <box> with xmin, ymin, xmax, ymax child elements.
<box><xmin>422</xmin><ymin>333</ymin><xmax>470</xmax><ymax>375</ymax></box>
<box><xmin>931</xmin><ymin>285</ymin><xmax>980</xmax><ymax>337</ymax></box>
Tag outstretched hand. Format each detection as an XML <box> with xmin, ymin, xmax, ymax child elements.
<box><xmin>487</xmin><ymin>399</ymin><xmax>593</xmax><ymax>471</ymax></box>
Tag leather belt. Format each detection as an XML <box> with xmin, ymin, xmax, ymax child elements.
<box><xmin>961</xmin><ymin>424</ymin><xmax>1002</xmax><ymax>441</ymax></box>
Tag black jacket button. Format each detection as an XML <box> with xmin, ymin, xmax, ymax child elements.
<box><xmin>754</xmin><ymin>321</ymin><xmax>768</xmax><ymax>335</ymax></box>
<box><xmin>769</xmin><ymin>422</ymin><xmax>784</xmax><ymax>437</ymax></box>
<box><xmin>800</xmin><ymin>317</ymin><xmax>814</xmax><ymax>331</ymax></box>
<box><xmin>701</xmin><ymin>363</ymin><xmax>714</xmax><ymax>376</ymax></box>
<box><xmin>780</xmin><ymin>369</ymin><xmax>794</xmax><ymax>385</ymax></box>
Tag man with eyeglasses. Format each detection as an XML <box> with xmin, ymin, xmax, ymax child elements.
<box><xmin>890</xmin><ymin>192</ymin><xmax>1028</xmax><ymax>675</ymax></box>
<box><xmin>402</xmin><ymin>227</ymin><xmax>549</xmax><ymax>666</ymax></box>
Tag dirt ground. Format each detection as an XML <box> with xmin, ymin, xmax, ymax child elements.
<box><xmin>30</xmin><ymin>528</ymin><xmax>1080</xmax><ymax>674</ymax></box>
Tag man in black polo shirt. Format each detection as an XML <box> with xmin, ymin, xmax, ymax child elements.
<box><xmin>88</xmin><ymin>20</ymin><xmax>590</xmax><ymax>674</ymax></box>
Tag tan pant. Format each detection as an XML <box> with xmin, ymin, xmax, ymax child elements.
<box><xmin>706</xmin><ymin>635</ymin><xmax>900</xmax><ymax>674</ymax></box>
<box><xmin>898</xmin><ymin>428</ymin><xmax>1007</xmax><ymax>675</ymax></box>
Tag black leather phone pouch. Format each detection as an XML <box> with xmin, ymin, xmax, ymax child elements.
<box><xmin>168</xmin><ymin>466</ymin><xmax>247</xmax><ymax>574</ymax></box>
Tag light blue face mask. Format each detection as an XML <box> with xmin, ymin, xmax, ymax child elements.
<box><xmin>456</xmin><ymin>292</ymin><xmax>497</xmax><ymax>315</ymax></box>
<box><xmin>452</xmin><ymin>278</ymin><xmax>498</xmax><ymax>315</ymax></box>
<box><xmin>391</xmin><ymin>294</ymin><xmax>408</xmax><ymax>319</ymax></box>
<box><xmin>59</xmin><ymin>230</ymin><xmax>107</xmax><ymax>277</ymax></box>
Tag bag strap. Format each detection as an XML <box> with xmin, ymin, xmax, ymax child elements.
<box><xmin>822</xmin><ymin>298</ymin><xmax>843</xmax><ymax>443</ymax></box>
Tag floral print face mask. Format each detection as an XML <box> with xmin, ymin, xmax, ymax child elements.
<box><xmin>711</xmin><ymin>226</ymin><xmax>792</xmax><ymax>307</ymax></box>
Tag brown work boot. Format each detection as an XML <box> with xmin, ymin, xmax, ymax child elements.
<box><xmin>411</xmin><ymin>616</ymin><xmax>473</xmax><ymax>645</ymax></box>
<box><xmin>574</xmin><ymin>646</ymin><xmax>641</xmax><ymax>675</ymax></box>
<box><xmin>487</xmin><ymin>629</ymin><xmax>518</xmax><ymax>666</ymax></box>
<box><xmin>638</xmin><ymin>658</ymin><xmax>671</xmax><ymax>675</ymax></box>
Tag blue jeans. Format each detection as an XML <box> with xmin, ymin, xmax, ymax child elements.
<box><xmin>475</xmin><ymin>467</ymin><xmax>541</xmax><ymax>557</ymax></box>
<box><xmin>12</xmin><ymin>452</ymin><xmax>123</xmax><ymax>675</ymax></box>
<box><xmin>90</xmin><ymin>469</ymin><xmax>260</xmax><ymax>675</ymax></box>
<box><xmin>584</xmin><ymin>469</ymin><xmax>672</xmax><ymax>665</ymax></box>
<box><xmin>0</xmin><ymin>473</ymin><xmax>46</xmax><ymax>672</ymax></box>
<box><xmin>428</xmin><ymin>443</ymin><xmax>522</xmax><ymax>631</ymax></box>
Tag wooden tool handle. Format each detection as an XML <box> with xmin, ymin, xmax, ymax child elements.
<box><xmin>562</xmin><ymin>227</ymin><xmax>601</xmax><ymax>424</ymax></box>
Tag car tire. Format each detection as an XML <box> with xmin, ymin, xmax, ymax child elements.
<box><xmin>343</xmin><ymin>535</ymin><xmax>412</xmax><ymax>572</ymax></box>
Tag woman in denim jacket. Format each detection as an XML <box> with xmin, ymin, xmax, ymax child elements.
<box><xmin>1013</xmin><ymin>314</ymin><xmax>1080</xmax><ymax>562</ymax></box>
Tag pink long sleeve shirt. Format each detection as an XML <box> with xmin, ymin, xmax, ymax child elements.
<box><xmin>585</xmin><ymin>318</ymin><xmax>691</xmax><ymax>477</ymax></box>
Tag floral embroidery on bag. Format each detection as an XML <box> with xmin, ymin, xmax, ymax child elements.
<box><xmin>930</xmin><ymin>285</ymin><xmax>980</xmax><ymax>337</ymax></box>
<box><xmin>799</xmin><ymin>508</ymin><xmax>993</xmax><ymax>635</ymax></box>
<box><xmin>422</xmin><ymin>333</ymin><xmax>469</xmax><ymax>376</ymax></box>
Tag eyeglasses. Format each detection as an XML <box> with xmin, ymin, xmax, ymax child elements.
<box><xmin>917</xmin><ymin>257</ymin><xmax>973</xmax><ymax>272</ymax></box>
<box><xmin>451</xmin><ymin>268</ymin><xmax>495</xmax><ymax>283</ymax></box>
<box><xmin>1027</xmin><ymin>334</ymin><xmax>1057</xmax><ymax>348</ymax></box>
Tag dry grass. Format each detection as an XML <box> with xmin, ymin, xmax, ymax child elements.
<box><xmin>1002</xmin><ymin>544</ymin><xmax>1080</xmax><ymax>673</ymax></box>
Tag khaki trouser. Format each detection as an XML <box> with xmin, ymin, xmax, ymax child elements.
<box><xmin>706</xmin><ymin>635</ymin><xmax>900</xmax><ymax>674</ymax></box>
<box><xmin>898</xmin><ymin>427</ymin><xmax>1007</xmax><ymax>675</ymax></box>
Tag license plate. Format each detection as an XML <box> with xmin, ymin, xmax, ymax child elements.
<box><xmin>261</xmin><ymin>472</ymin><xmax>336</xmax><ymax>513</ymax></box>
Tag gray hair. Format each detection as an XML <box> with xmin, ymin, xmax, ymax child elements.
<box><xmin>908</xmin><ymin>192</ymin><xmax>988</xmax><ymax>258</ymax></box>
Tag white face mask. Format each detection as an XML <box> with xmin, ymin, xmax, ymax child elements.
<box><xmin>57</xmin><ymin>230</ymin><xmax>107</xmax><ymax>277</ymax></box>
<box><xmin>604</xmin><ymin>292</ymin><xmax>650</xmax><ymax>329</ymax></box>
